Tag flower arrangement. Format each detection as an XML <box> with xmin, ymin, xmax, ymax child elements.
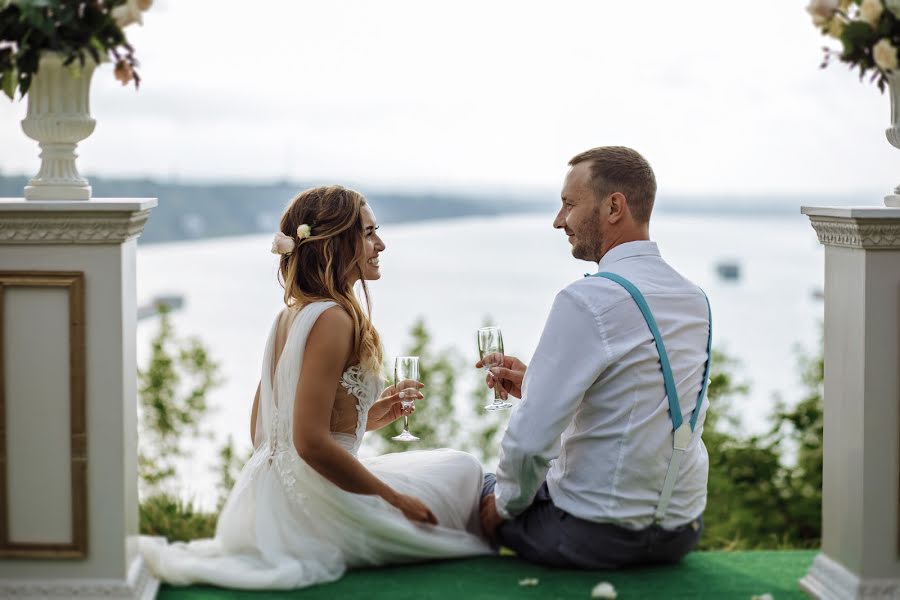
<box><xmin>808</xmin><ymin>0</ymin><xmax>900</xmax><ymax>91</ymax></box>
<box><xmin>0</xmin><ymin>0</ymin><xmax>150</xmax><ymax>101</ymax></box>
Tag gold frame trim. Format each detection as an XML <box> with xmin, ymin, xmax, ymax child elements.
<box><xmin>0</xmin><ymin>271</ymin><xmax>86</xmax><ymax>559</ymax></box>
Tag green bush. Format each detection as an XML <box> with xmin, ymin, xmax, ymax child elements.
<box><xmin>700</xmin><ymin>341</ymin><xmax>823</xmax><ymax>550</ymax></box>
<box><xmin>139</xmin><ymin>493</ymin><xmax>216</xmax><ymax>542</ymax></box>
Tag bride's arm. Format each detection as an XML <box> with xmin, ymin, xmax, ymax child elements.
<box><xmin>292</xmin><ymin>307</ymin><xmax>437</xmax><ymax>524</ymax></box>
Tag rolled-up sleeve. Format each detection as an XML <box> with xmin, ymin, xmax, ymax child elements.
<box><xmin>494</xmin><ymin>287</ymin><xmax>610</xmax><ymax>519</ymax></box>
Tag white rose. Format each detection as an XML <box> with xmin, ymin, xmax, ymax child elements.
<box><xmin>828</xmin><ymin>17</ymin><xmax>846</xmax><ymax>38</ymax></box>
<box><xmin>296</xmin><ymin>224</ymin><xmax>312</xmax><ymax>239</ymax></box>
<box><xmin>111</xmin><ymin>0</ymin><xmax>143</xmax><ymax>28</ymax></box>
<box><xmin>860</xmin><ymin>0</ymin><xmax>885</xmax><ymax>26</ymax></box>
<box><xmin>886</xmin><ymin>0</ymin><xmax>900</xmax><ymax>18</ymax></box>
<box><xmin>807</xmin><ymin>0</ymin><xmax>839</xmax><ymax>24</ymax></box>
<box><xmin>591</xmin><ymin>582</ymin><xmax>618</xmax><ymax>599</ymax></box>
<box><xmin>270</xmin><ymin>231</ymin><xmax>296</xmax><ymax>255</ymax></box>
<box><xmin>874</xmin><ymin>38</ymin><xmax>899</xmax><ymax>71</ymax></box>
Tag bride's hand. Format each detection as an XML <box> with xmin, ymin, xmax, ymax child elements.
<box><xmin>370</xmin><ymin>381</ymin><xmax>424</xmax><ymax>425</ymax></box>
<box><xmin>380</xmin><ymin>380</ymin><xmax>424</xmax><ymax>400</ymax></box>
<box><xmin>388</xmin><ymin>492</ymin><xmax>438</xmax><ymax>525</ymax></box>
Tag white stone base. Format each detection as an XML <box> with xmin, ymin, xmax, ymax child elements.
<box><xmin>800</xmin><ymin>553</ymin><xmax>900</xmax><ymax>599</ymax></box>
<box><xmin>0</xmin><ymin>556</ymin><xmax>159</xmax><ymax>599</ymax></box>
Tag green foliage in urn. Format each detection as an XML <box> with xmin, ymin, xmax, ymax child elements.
<box><xmin>0</xmin><ymin>0</ymin><xmax>150</xmax><ymax>101</ymax></box>
<box><xmin>808</xmin><ymin>0</ymin><xmax>900</xmax><ymax>91</ymax></box>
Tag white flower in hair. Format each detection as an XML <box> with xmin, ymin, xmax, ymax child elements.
<box><xmin>270</xmin><ymin>231</ymin><xmax>296</xmax><ymax>255</ymax></box>
<box><xmin>296</xmin><ymin>224</ymin><xmax>312</xmax><ymax>239</ymax></box>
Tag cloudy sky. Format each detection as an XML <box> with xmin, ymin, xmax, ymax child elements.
<box><xmin>0</xmin><ymin>0</ymin><xmax>896</xmax><ymax>198</ymax></box>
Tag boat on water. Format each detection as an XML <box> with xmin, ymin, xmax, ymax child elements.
<box><xmin>715</xmin><ymin>260</ymin><xmax>741</xmax><ymax>282</ymax></box>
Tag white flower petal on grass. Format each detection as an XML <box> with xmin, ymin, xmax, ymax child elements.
<box><xmin>518</xmin><ymin>578</ymin><xmax>539</xmax><ymax>587</ymax></box>
<box><xmin>751</xmin><ymin>594</ymin><xmax>775</xmax><ymax>600</ymax></box>
<box><xmin>591</xmin><ymin>581</ymin><xmax>618</xmax><ymax>599</ymax></box>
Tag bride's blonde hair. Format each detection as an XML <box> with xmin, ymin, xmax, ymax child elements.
<box><xmin>276</xmin><ymin>185</ymin><xmax>383</xmax><ymax>374</ymax></box>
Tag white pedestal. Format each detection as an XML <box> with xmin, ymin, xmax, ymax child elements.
<box><xmin>0</xmin><ymin>198</ymin><xmax>158</xmax><ymax>599</ymax></box>
<box><xmin>800</xmin><ymin>206</ymin><xmax>900</xmax><ymax>599</ymax></box>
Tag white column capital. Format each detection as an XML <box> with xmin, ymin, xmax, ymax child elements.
<box><xmin>802</xmin><ymin>206</ymin><xmax>900</xmax><ymax>249</ymax></box>
<box><xmin>0</xmin><ymin>198</ymin><xmax>157</xmax><ymax>245</ymax></box>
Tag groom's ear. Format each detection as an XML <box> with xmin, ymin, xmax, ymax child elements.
<box><xmin>606</xmin><ymin>192</ymin><xmax>628</xmax><ymax>224</ymax></box>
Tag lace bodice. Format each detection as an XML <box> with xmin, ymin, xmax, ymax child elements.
<box><xmin>257</xmin><ymin>302</ymin><xmax>381</xmax><ymax>459</ymax></box>
<box><xmin>335</xmin><ymin>364</ymin><xmax>380</xmax><ymax>454</ymax></box>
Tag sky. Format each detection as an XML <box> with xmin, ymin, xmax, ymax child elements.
<box><xmin>0</xmin><ymin>0</ymin><xmax>896</xmax><ymax>198</ymax></box>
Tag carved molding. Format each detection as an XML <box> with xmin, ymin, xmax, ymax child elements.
<box><xmin>807</xmin><ymin>216</ymin><xmax>900</xmax><ymax>249</ymax></box>
<box><xmin>800</xmin><ymin>553</ymin><xmax>900</xmax><ymax>599</ymax></box>
<box><xmin>0</xmin><ymin>209</ymin><xmax>152</xmax><ymax>244</ymax></box>
<box><xmin>0</xmin><ymin>557</ymin><xmax>159</xmax><ymax>599</ymax></box>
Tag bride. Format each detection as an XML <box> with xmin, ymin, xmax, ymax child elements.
<box><xmin>141</xmin><ymin>185</ymin><xmax>491</xmax><ymax>589</ymax></box>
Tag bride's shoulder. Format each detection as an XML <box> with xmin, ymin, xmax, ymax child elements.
<box><xmin>300</xmin><ymin>302</ymin><xmax>353</xmax><ymax>340</ymax></box>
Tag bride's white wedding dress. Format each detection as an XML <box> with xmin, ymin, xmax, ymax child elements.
<box><xmin>140</xmin><ymin>301</ymin><xmax>490</xmax><ymax>589</ymax></box>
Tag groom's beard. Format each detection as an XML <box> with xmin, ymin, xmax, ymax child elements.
<box><xmin>572</xmin><ymin>214</ymin><xmax>603</xmax><ymax>262</ymax></box>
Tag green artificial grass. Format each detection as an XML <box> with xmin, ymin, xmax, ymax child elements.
<box><xmin>157</xmin><ymin>550</ymin><xmax>816</xmax><ymax>599</ymax></box>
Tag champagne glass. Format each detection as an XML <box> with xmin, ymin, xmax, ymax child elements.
<box><xmin>478</xmin><ymin>326</ymin><xmax>513</xmax><ymax>411</ymax></box>
<box><xmin>391</xmin><ymin>356</ymin><xmax>420</xmax><ymax>442</ymax></box>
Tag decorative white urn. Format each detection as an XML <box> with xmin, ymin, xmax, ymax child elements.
<box><xmin>20</xmin><ymin>52</ymin><xmax>98</xmax><ymax>201</ymax></box>
<box><xmin>885</xmin><ymin>71</ymin><xmax>900</xmax><ymax>207</ymax></box>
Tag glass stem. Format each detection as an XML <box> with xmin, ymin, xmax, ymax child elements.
<box><xmin>487</xmin><ymin>367</ymin><xmax>502</xmax><ymax>401</ymax></box>
<box><xmin>403</xmin><ymin>414</ymin><xmax>410</xmax><ymax>433</ymax></box>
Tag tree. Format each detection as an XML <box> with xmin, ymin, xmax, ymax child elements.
<box><xmin>137</xmin><ymin>306</ymin><xmax>221</xmax><ymax>493</ymax></box>
<box><xmin>137</xmin><ymin>307</ymin><xmax>226</xmax><ymax>540</ymax></box>
<box><xmin>700</xmin><ymin>339</ymin><xmax>824</xmax><ymax>550</ymax></box>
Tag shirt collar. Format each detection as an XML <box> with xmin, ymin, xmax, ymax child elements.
<box><xmin>594</xmin><ymin>240</ymin><xmax>660</xmax><ymax>272</ymax></box>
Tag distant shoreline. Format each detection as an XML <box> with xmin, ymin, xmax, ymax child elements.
<box><xmin>0</xmin><ymin>174</ymin><xmax>863</xmax><ymax>245</ymax></box>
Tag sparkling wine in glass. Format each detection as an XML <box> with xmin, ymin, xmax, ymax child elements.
<box><xmin>391</xmin><ymin>356</ymin><xmax>420</xmax><ymax>442</ymax></box>
<box><xmin>478</xmin><ymin>326</ymin><xmax>513</xmax><ymax>411</ymax></box>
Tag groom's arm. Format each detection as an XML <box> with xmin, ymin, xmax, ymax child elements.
<box><xmin>494</xmin><ymin>287</ymin><xmax>609</xmax><ymax>519</ymax></box>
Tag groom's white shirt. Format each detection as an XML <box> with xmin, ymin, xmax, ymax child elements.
<box><xmin>494</xmin><ymin>240</ymin><xmax>710</xmax><ymax>530</ymax></box>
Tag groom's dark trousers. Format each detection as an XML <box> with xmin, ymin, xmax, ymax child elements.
<box><xmin>482</xmin><ymin>474</ymin><xmax>702</xmax><ymax>569</ymax></box>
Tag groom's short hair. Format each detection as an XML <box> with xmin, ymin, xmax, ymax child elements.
<box><xmin>568</xmin><ymin>146</ymin><xmax>657</xmax><ymax>224</ymax></box>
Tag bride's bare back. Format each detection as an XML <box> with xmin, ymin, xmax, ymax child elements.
<box><xmin>255</xmin><ymin>306</ymin><xmax>361</xmax><ymax>441</ymax></box>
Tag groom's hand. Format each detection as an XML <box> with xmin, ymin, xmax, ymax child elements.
<box><xmin>475</xmin><ymin>355</ymin><xmax>527</xmax><ymax>399</ymax></box>
<box><xmin>480</xmin><ymin>494</ymin><xmax>506</xmax><ymax>543</ymax></box>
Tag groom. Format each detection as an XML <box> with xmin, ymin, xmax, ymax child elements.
<box><xmin>478</xmin><ymin>146</ymin><xmax>711</xmax><ymax>568</ymax></box>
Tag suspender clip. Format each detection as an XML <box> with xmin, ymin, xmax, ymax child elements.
<box><xmin>673</xmin><ymin>422</ymin><xmax>692</xmax><ymax>451</ymax></box>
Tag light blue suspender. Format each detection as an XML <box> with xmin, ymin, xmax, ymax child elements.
<box><xmin>590</xmin><ymin>271</ymin><xmax>712</xmax><ymax>524</ymax></box>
